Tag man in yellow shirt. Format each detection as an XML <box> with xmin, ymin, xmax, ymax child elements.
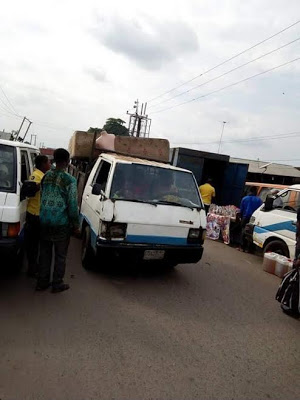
<box><xmin>25</xmin><ymin>155</ymin><xmax>51</xmax><ymax>277</ymax></box>
<box><xmin>199</xmin><ymin>178</ymin><xmax>216</xmax><ymax>214</ymax></box>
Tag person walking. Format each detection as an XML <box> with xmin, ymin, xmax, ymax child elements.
<box><xmin>36</xmin><ymin>148</ymin><xmax>80</xmax><ymax>293</ymax></box>
<box><xmin>199</xmin><ymin>178</ymin><xmax>216</xmax><ymax>214</ymax></box>
<box><xmin>25</xmin><ymin>155</ymin><xmax>51</xmax><ymax>277</ymax></box>
<box><xmin>238</xmin><ymin>186</ymin><xmax>262</xmax><ymax>251</ymax></box>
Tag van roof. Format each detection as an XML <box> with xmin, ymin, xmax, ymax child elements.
<box><xmin>0</xmin><ymin>138</ymin><xmax>38</xmax><ymax>151</ymax></box>
<box><xmin>246</xmin><ymin>182</ymin><xmax>288</xmax><ymax>189</ymax></box>
<box><xmin>288</xmin><ymin>184</ymin><xmax>300</xmax><ymax>190</ymax></box>
<box><xmin>100</xmin><ymin>152</ymin><xmax>192</xmax><ymax>173</ymax></box>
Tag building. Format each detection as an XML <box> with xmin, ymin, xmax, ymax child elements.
<box><xmin>40</xmin><ymin>147</ymin><xmax>55</xmax><ymax>160</ymax></box>
<box><xmin>230</xmin><ymin>157</ymin><xmax>300</xmax><ymax>185</ymax></box>
<box><xmin>0</xmin><ymin>130</ymin><xmax>13</xmax><ymax>141</ymax></box>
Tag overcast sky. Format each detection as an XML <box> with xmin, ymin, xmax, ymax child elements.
<box><xmin>1</xmin><ymin>0</ymin><xmax>300</xmax><ymax>164</ymax></box>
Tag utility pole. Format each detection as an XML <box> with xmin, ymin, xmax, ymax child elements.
<box><xmin>22</xmin><ymin>120</ymin><xmax>32</xmax><ymax>143</ymax></box>
<box><xmin>15</xmin><ymin>116</ymin><xmax>32</xmax><ymax>142</ymax></box>
<box><xmin>218</xmin><ymin>121</ymin><xmax>227</xmax><ymax>154</ymax></box>
<box><xmin>127</xmin><ymin>99</ymin><xmax>152</xmax><ymax>138</ymax></box>
<box><xmin>15</xmin><ymin>116</ymin><xmax>26</xmax><ymax>141</ymax></box>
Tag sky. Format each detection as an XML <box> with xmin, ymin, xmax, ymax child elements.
<box><xmin>0</xmin><ymin>0</ymin><xmax>300</xmax><ymax>165</ymax></box>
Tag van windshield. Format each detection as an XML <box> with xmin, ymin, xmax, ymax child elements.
<box><xmin>0</xmin><ymin>144</ymin><xmax>16</xmax><ymax>193</ymax></box>
<box><xmin>110</xmin><ymin>163</ymin><xmax>202</xmax><ymax>209</ymax></box>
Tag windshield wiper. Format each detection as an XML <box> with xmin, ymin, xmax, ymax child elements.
<box><xmin>111</xmin><ymin>198</ymin><xmax>157</xmax><ymax>206</ymax></box>
<box><xmin>153</xmin><ymin>200</ymin><xmax>197</xmax><ymax>210</ymax></box>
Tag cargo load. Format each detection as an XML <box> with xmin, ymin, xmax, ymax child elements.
<box><xmin>69</xmin><ymin>130</ymin><xmax>170</xmax><ymax>163</ymax></box>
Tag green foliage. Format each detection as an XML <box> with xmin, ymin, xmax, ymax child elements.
<box><xmin>103</xmin><ymin>118</ymin><xmax>129</xmax><ymax>136</ymax></box>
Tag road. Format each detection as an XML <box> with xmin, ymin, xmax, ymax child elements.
<box><xmin>0</xmin><ymin>239</ymin><xmax>299</xmax><ymax>400</ymax></box>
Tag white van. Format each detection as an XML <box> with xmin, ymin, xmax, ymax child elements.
<box><xmin>0</xmin><ymin>139</ymin><xmax>39</xmax><ymax>268</ymax></box>
<box><xmin>250</xmin><ymin>184</ymin><xmax>300</xmax><ymax>258</ymax></box>
<box><xmin>80</xmin><ymin>153</ymin><xmax>206</xmax><ymax>268</ymax></box>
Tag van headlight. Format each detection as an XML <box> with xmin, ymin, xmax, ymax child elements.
<box><xmin>100</xmin><ymin>222</ymin><xmax>127</xmax><ymax>240</ymax></box>
<box><xmin>1</xmin><ymin>222</ymin><xmax>20</xmax><ymax>238</ymax></box>
<box><xmin>188</xmin><ymin>228</ymin><xmax>205</xmax><ymax>244</ymax></box>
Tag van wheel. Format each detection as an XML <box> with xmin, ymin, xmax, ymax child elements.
<box><xmin>82</xmin><ymin>226</ymin><xmax>95</xmax><ymax>270</ymax></box>
<box><xmin>264</xmin><ymin>240</ymin><xmax>289</xmax><ymax>258</ymax></box>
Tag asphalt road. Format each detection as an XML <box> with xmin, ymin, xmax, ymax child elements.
<box><xmin>0</xmin><ymin>239</ymin><xmax>299</xmax><ymax>400</ymax></box>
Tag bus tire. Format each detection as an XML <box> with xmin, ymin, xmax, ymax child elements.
<box><xmin>81</xmin><ymin>226</ymin><xmax>95</xmax><ymax>270</ymax></box>
<box><xmin>263</xmin><ymin>240</ymin><xmax>289</xmax><ymax>258</ymax></box>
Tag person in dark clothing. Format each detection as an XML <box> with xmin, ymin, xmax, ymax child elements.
<box><xmin>36</xmin><ymin>149</ymin><xmax>80</xmax><ymax>293</ymax></box>
<box><xmin>25</xmin><ymin>155</ymin><xmax>51</xmax><ymax>277</ymax></box>
<box><xmin>295</xmin><ymin>208</ymin><xmax>300</xmax><ymax>262</ymax></box>
<box><xmin>238</xmin><ymin>186</ymin><xmax>263</xmax><ymax>251</ymax></box>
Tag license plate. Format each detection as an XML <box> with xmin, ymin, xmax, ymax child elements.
<box><xmin>143</xmin><ymin>250</ymin><xmax>165</xmax><ymax>260</ymax></box>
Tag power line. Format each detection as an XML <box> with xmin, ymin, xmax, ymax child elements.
<box><xmin>150</xmin><ymin>57</ymin><xmax>300</xmax><ymax>115</ymax></box>
<box><xmin>171</xmin><ymin>131</ymin><xmax>300</xmax><ymax>146</ymax></box>
<box><xmin>150</xmin><ymin>37</ymin><xmax>300</xmax><ymax>109</ymax></box>
<box><xmin>0</xmin><ymin>84</ymin><xmax>18</xmax><ymax>115</ymax></box>
<box><xmin>146</xmin><ymin>19</ymin><xmax>300</xmax><ymax>103</ymax></box>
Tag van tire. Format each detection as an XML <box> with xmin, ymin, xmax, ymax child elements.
<box><xmin>264</xmin><ymin>240</ymin><xmax>289</xmax><ymax>258</ymax></box>
<box><xmin>82</xmin><ymin>226</ymin><xmax>95</xmax><ymax>270</ymax></box>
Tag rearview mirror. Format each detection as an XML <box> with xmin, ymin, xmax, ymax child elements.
<box><xmin>92</xmin><ymin>183</ymin><xmax>102</xmax><ymax>196</ymax></box>
<box><xmin>264</xmin><ymin>195</ymin><xmax>274</xmax><ymax>212</ymax></box>
<box><xmin>20</xmin><ymin>180</ymin><xmax>38</xmax><ymax>201</ymax></box>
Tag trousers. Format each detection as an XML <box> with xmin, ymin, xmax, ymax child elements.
<box><xmin>38</xmin><ymin>237</ymin><xmax>70</xmax><ymax>288</ymax></box>
<box><xmin>25</xmin><ymin>212</ymin><xmax>40</xmax><ymax>274</ymax></box>
<box><xmin>240</xmin><ymin>216</ymin><xmax>250</xmax><ymax>250</ymax></box>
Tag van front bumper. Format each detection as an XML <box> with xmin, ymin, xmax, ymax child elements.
<box><xmin>96</xmin><ymin>239</ymin><xmax>203</xmax><ymax>264</ymax></box>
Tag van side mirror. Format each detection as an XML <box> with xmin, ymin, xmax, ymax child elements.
<box><xmin>20</xmin><ymin>180</ymin><xmax>38</xmax><ymax>201</ymax></box>
<box><xmin>92</xmin><ymin>183</ymin><xmax>102</xmax><ymax>196</ymax></box>
<box><xmin>264</xmin><ymin>195</ymin><xmax>274</xmax><ymax>211</ymax></box>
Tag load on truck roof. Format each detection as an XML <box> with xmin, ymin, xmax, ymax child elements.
<box><xmin>68</xmin><ymin>130</ymin><xmax>170</xmax><ymax>163</ymax></box>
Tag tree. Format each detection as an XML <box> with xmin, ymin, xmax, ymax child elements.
<box><xmin>103</xmin><ymin>118</ymin><xmax>129</xmax><ymax>136</ymax></box>
<box><xmin>87</xmin><ymin>127</ymin><xmax>102</xmax><ymax>134</ymax></box>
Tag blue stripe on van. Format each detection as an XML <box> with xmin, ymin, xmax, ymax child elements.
<box><xmin>254</xmin><ymin>221</ymin><xmax>296</xmax><ymax>234</ymax></box>
<box><xmin>126</xmin><ymin>235</ymin><xmax>187</xmax><ymax>245</ymax></box>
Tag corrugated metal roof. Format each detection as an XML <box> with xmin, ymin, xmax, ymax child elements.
<box><xmin>231</xmin><ymin>157</ymin><xmax>300</xmax><ymax>178</ymax></box>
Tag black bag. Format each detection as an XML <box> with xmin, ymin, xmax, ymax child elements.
<box><xmin>276</xmin><ymin>267</ymin><xmax>300</xmax><ymax>317</ymax></box>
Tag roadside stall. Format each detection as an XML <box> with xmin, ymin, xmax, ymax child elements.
<box><xmin>206</xmin><ymin>204</ymin><xmax>240</xmax><ymax>245</ymax></box>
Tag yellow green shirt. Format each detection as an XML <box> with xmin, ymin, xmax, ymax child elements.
<box><xmin>199</xmin><ymin>183</ymin><xmax>215</xmax><ymax>205</ymax></box>
<box><xmin>27</xmin><ymin>169</ymin><xmax>44</xmax><ymax>216</ymax></box>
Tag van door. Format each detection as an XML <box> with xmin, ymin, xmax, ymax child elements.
<box><xmin>254</xmin><ymin>189</ymin><xmax>300</xmax><ymax>251</ymax></box>
<box><xmin>81</xmin><ymin>159</ymin><xmax>112</xmax><ymax>246</ymax></box>
<box><xmin>19</xmin><ymin>149</ymin><xmax>31</xmax><ymax>231</ymax></box>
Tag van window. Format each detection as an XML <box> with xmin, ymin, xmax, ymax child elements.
<box><xmin>0</xmin><ymin>144</ymin><xmax>16</xmax><ymax>192</ymax></box>
<box><xmin>92</xmin><ymin>161</ymin><xmax>111</xmax><ymax>192</ymax></box>
<box><xmin>274</xmin><ymin>190</ymin><xmax>300</xmax><ymax>212</ymax></box>
<box><xmin>110</xmin><ymin>163</ymin><xmax>202</xmax><ymax>208</ymax></box>
<box><xmin>30</xmin><ymin>152</ymin><xmax>37</xmax><ymax>167</ymax></box>
<box><xmin>20</xmin><ymin>150</ymin><xmax>30</xmax><ymax>183</ymax></box>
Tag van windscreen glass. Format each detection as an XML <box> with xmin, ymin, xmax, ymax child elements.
<box><xmin>110</xmin><ymin>163</ymin><xmax>202</xmax><ymax>209</ymax></box>
<box><xmin>0</xmin><ymin>144</ymin><xmax>16</xmax><ymax>193</ymax></box>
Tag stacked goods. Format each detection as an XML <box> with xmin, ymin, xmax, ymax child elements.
<box><xmin>208</xmin><ymin>204</ymin><xmax>239</xmax><ymax>219</ymax></box>
<box><xmin>263</xmin><ymin>252</ymin><xmax>278</xmax><ymax>274</ymax></box>
<box><xmin>275</xmin><ymin>256</ymin><xmax>293</xmax><ymax>278</ymax></box>
<box><xmin>69</xmin><ymin>130</ymin><xmax>170</xmax><ymax>163</ymax></box>
<box><xmin>69</xmin><ymin>131</ymin><xmax>103</xmax><ymax>159</ymax></box>
<box><xmin>263</xmin><ymin>252</ymin><xmax>293</xmax><ymax>277</ymax></box>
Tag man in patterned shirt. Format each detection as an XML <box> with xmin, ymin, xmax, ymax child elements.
<box><xmin>36</xmin><ymin>148</ymin><xmax>80</xmax><ymax>293</ymax></box>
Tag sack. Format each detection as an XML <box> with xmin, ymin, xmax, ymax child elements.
<box><xmin>275</xmin><ymin>267</ymin><xmax>300</xmax><ymax>316</ymax></box>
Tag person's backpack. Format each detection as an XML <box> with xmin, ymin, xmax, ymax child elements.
<box><xmin>276</xmin><ymin>266</ymin><xmax>300</xmax><ymax>317</ymax></box>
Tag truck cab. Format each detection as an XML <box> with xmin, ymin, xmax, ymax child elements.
<box><xmin>0</xmin><ymin>139</ymin><xmax>38</xmax><ymax>268</ymax></box>
<box><xmin>250</xmin><ymin>185</ymin><xmax>300</xmax><ymax>258</ymax></box>
<box><xmin>80</xmin><ymin>153</ymin><xmax>206</xmax><ymax>268</ymax></box>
